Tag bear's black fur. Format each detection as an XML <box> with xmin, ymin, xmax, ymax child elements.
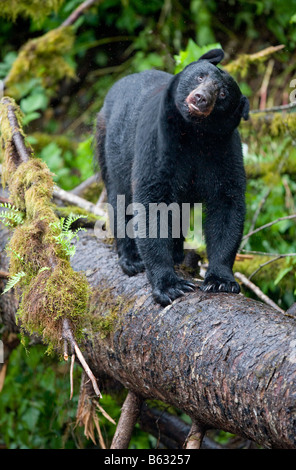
<box><xmin>96</xmin><ymin>49</ymin><xmax>249</xmax><ymax>306</ymax></box>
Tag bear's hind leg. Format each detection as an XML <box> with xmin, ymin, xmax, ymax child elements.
<box><xmin>117</xmin><ymin>237</ymin><xmax>145</xmax><ymax>276</ymax></box>
<box><xmin>109</xmin><ymin>192</ymin><xmax>145</xmax><ymax>276</ymax></box>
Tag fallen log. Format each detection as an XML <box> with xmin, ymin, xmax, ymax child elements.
<box><xmin>1</xmin><ymin>227</ymin><xmax>296</xmax><ymax>449</ymax></box>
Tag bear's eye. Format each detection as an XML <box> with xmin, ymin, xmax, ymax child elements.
<box><xmin>219</xmin><ymin>89</ymin><xmax>226</xmax><ymax>99</ymax></box>
<box><xmin>197</xmin><ymin>75</ymin><xmax>204</xmax><ymax>82</ymax></box>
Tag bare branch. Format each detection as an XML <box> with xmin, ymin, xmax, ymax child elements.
<box><xmin>250</xmin><ymin>102</ymin><xmax>296</xmax><ymax>114</ymax></box>
<box><xmin>53</xmin><ymin>185</ymin><xmax>106</xmax><ymax>217</ymax></box>
<box><xmin>0</xmin><ymin>270</ymin><xmax>9</xmax><ymax>279</ymax></box>
<box><xmin>62</xmin><ymin>318</ymin><xmax>102</xmax><ymax>398</ymax></box>
<box><xmin>185</xmin><ymin>422</ymin><xmax>206</xmax><ymax>449</ymax></box>
<box><xmin>70</xmin><ymin>353</ymin><xmax>75</xmax><ymax>400</ymax></box>
<box><xmin>111</xmin><ymin>391</ymin><xmax>143</xmax><ymax>449</ymax></box>
<box><xmin>0</xmin><ymin>98</ymin><xmax>33</xmax><ymax>163</ymax></box>
<box><xmin>234</xmin><ymin>271</ymin><xmax>284</xmax><ymax>313</ymax></box>
<box><xmin>241</xmin><ymin>214</ymin><xmax>296</xmax><ymax>242</ymax></box>
<box><xmin>70</xmin><ymin>174</ymin><xmax>100</xmax><ymax>197</ymax></box>
<box><xmin>61</xmin><ymin>0</ymin><xmax>100</xmax><ymax>27</ymax></box>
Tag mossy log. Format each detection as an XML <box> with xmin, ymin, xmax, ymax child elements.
<box><xmin>1</xmin><ymin>227</ymin><xmax>296</xmax><ymax>449</ymax></box>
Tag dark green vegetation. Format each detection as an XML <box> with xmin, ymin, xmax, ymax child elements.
<box><xmin>0</xmin><ymin>0</ymin><xmax>295</xmax><ymax>449</ymax></box>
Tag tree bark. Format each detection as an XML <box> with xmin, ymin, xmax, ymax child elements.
<box><xmin>1</xmin><ymin>227</ymin><xmax>296</xmax><ymax>449</ymax></box>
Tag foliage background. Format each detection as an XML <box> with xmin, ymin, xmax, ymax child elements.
<box><xmin>0</xmin><ymin>0</ymin><xmax>295</xmax><ymax>449</ymax></box>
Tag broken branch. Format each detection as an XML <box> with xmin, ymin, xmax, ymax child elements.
<box><xmin>234</xmin><ymin>271</ymin><xmax>284</xmax><ymax>313</ymax></box>
<box><xmin>62</xmin><ymin>318</ymin><xmax>102</xmax><ymax>398</ymax></box>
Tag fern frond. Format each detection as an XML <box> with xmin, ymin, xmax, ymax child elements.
<box><xmin>0</xmin><ymin>202</ymin><xmax>24</xmax><ymax>227</ymax></box>
<box><xmin>6</xmin><ymin>247</ymin><xmax>25</xmax><ymax>264</ymax></box>
<box><xmin>2</xmin><ymin>271</ymin><xmax>26</xmax><ymax>294</ymax></box>
<box><xmin>50</xmin><ymin>213</ymin><xmax>87</xmax><ymax>258</ymax></box>
<box><xmin>63</xmin><ymin>213</ymin><xmax>87</xmax><ymax>232</ymax></box>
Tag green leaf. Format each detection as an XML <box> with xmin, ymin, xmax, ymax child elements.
<box><xmin>174</xmin><ymin>40</ymin><xmax>222</xmax><ymax>73</ymax></box>
<box><xmin>20</xmin><ymin>92</ymin><xmax>48</xmax><ymax>113</ymax></box>
<box><xmin>274</xmin><ymin>267</ymin><xmax>293</xmax><ymax>285</ymax></box>
<box><xmin>21</xmin><ymin>408</ymin><xmax>40</xmax><ymax>430</ymax></box>
<box><xmin>22</xmin><ymin>111</ymin><xmax>41</xmax><ymax>126</ymax></box>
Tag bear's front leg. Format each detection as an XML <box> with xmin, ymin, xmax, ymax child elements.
<box><xmin>201</xmin><ymin>191</ymin><xmax>245</xmax><ymax>294</ymax></box>
<box><xmin>138</xmin><ymin>236</ymin><xmax>196</xmax><ymax>306</ymax></box>
<box><xmin>132</xmin><ymin>187</ymin><xmax>195</xmax><ymax>306</ymax></box>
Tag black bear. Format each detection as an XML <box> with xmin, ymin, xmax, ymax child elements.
<box><xmin>96</xmin><ymin>48</ymin><xmax>249</xmax><ymax>306</ymax></box>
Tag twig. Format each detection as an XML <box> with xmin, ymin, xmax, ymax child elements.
<box><xmin>234</xmin><ymin>272</ymin><xmax>284</xmax><ymax>313</ymax></box>
<box><xmin>0</xmin><ymin>332</ymin><xmax>19</xmax><ymax>392</ymax></box>
<box><xmin>61</xmin><ymin>0</ymin><xmax>100</xmax><ymax>27</ymax></box>
<box><xmin>259</xmin><ymin>59</ymin><xmax>274</xmax><ymax>111</ymax></box>
<box><xmin>0</xmin><ymin>270</ymin><xmax>9</xmax><ymax>279</ymax></box>
<box><xmin>241</xmin><ymin>214</ymin><xmax>296</xmax><ymax>242</ymax></box>
<box><xmin>93</xmin><ymin>411</ymin><xmax>106</xmax><ymax>449</ymax></box>
<box><xmin>53</xmin><ymin>185</ymin><xmax>106</xmax><ymax>217</ymax></box>
<box><xmin>96</xmin><ymin>186</ymin><xmax>107</xmax><ymax>207</ymax></box>
<box><xmin>286</xmin><ymin>303</ymin><xmax>296</xmax><ymax>317</ymax></box>
<box><xmin>240</xmin><ymin>188</ymin><xmax>271</xmax><ymax>250</ymax></box>
<box><xmin>283</xmin><ymin>177</ymin><xmax>296</xmax><ymax>213</ymax></box>
<box><xmin>63</xmin><ymin>339</ymin><xmax>69</xmax><ymax>361</ymax></box>
<box><xmin>110</xmin><ymin>391</ymin><xmax>143</xmax><ymax>449</ymax></box>
<box><xmin>62</xmin><ymin>318</ymin><xmax>102</xmax><ymax>398</ymax></box>
<box><xmin>0</xmin><ymin>196</ymin><xmax>11</xmax><ymax>205</ymax></box>
<box><xmin>241</xmin><ymin>249</ymin><xmax>291</xmax><ymax>256</ymax></box>
<box><xmin>96</xmin><ymin>401</ymin><xmax>116</xmax><ymax>425</ymax></box>
<box><xmin>70</xmin><ymin>353</ymin><xmax>75</xmax><ymax>400</ymax></box>
<box><xmin>70</xmin><ymin>173</ymin><xmax>100</xmax><ymax>197</ymax></box>
<box><xmin>184</xmin><ymin>421</ymin><xmax>205</xmax><ymax>449</ymax></box>
<box><xmin>248</xmin><ymin>253</ymin><xmax>296</xmax><ymax>281</ymax></box>
<box><xmin>250</xmin><ymin>102</ymin><xmax>296</xmax><ymax>114</ymax></box>
<box><xmin>0</xmin><ymin>363</ymin><xmax>7</xmax><ymax>393</ymax></box>
<box><xmin>240</xmin><ymin>154</ymin><xmax>289</xmax><ymax>250</ymax></box>
<box><xmin>251</xmin><ymin>188</ymin><xmax>271</xmax><ymax>226</ymax></box>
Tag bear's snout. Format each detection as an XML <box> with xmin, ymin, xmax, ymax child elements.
<box><xmin>186</xmin><ymin>80</ymin><xmax>218</xmax><ymax>117</ymax></box>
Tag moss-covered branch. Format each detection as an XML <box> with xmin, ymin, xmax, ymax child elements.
<box><xmin>0</xmin><ymin>96</ymin><xmax>90</xmax><ymax>352</ymax></box>
<box><xmin>224</xmin><ymin>45</ymin><xmax>285</xmax><ymax>78</ymax></box>
<box><xmin>2</xmin><ymin>0</ymin><xmax>101</xmax><ymax>99</ymax></box>
<box><xmin>4</xmin><ymin>27</ymin><xmax>75</xmax><ymax>99</ymax></box>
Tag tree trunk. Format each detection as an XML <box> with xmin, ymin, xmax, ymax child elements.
<box><xmin>1</xmin><ymin>227</ymin><xmax>296</xmax><ymax>449</ymax></box>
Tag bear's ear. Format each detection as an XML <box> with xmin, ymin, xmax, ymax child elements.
<box><xmin>240</xmin><ymin>95</ymin><xmax>249</xmax><ymax>121</ymax></box>
<box><xmin>198</xmin><ymin>48</ymin><xmax>224</xmax><ymax>66</ymax></box>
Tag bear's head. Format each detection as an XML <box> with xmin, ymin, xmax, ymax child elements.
<box><xmin>174</xmin><ymin>49</ymin><xmax>249</xmax><ymax>133</ymax></box>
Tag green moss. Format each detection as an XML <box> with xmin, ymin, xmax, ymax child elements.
<box><xmin>5</xmin><ymin>27</ymin><xmax>75</xmax><ymax>99</ymax></box>
<box><xmin>224</xmin><ymin>47</ymin><xmax>281</xmax><ymax>78</ymax></box>
<box><xmin>31</xmin><ymin>132</ymin><xmax>77</xmax><ymax>154</ymax></box>
<box><xmin>17</xmin><ymin>260</ymin><xmax>90</xmax><ymax>349</ymax></box>
<box><xmin>0</xmin><ymin>0</ymin><xmax>64</xmax><ymax>25</ymax></box>
<box><xmin>87</xmin><ymin>287</ymin><xmax>134</xmax><ymax>339</ymax></box>
<box><xmin>241</xmin><ymin>112</ymin><xmax>296</xmax><ymax>140</ymax></box>
<box><xmin>9</xmin><ymin>159</ymin><xmax>55</xmax><ymax>212</ymax></box>
<box><xmin>234</xmin><ymin>255</ymin><xmax>295</xmax><ymax>292</ymax></box>
<box><xmin>79</xmin><ymin>181</ymin><xmax>105</xmax><ymax>204</ymax></box>
<box><xmin>56</xmin><ymin>205</ymin><xmax>101</xmax><ymax>225</ymax></box>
